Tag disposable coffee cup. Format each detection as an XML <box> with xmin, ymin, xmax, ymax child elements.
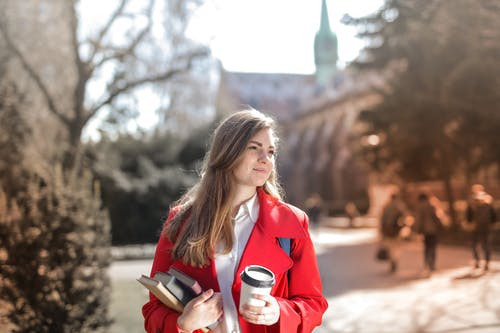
<box><xmin>239</xmin><ymin>265</ymin><xmax>275</xmax><ymax>310</ymax></box>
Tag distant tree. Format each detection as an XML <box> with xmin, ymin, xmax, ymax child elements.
<box><xmin>344</xmin><ymin>0</ymin><xmax>500</xmax><ymax>225</ymax></box>
<box><xmin>88</xmin><ymin>121</ymin><xmax>213</xmax><ymax>244</ymax></box>
<box><xmin>177</xmin><ymin>120</ymin><xmax>214</xmax><ymax>167</ymax></box>
<box><xmin>0</xmin><ymin>0</ymin><xmax>211</xmax><ymax>330</ymax></box>
<box><xmin>0</xmin><ymin>0</ymin><xmax>209</xmax><ymax>169</ymax></box>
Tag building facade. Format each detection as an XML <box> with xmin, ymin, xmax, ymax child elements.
<box><xmin>216</xmin><ymin>0</ymin><xmax>384</xmax><ymax>214</ymax></box>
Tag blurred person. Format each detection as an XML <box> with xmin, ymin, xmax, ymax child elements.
<box><xmin>378</xmin><ymin>192</ymin><xmax>406</xmax><ymax>273</ymax></box>
<box><xmin>142</xmin><ymin>110</ymin><xmax>328</xmax><ymax>333</ymax></box>
<box><xmin>465</xmin><ymin>184</ymin><xmax>497</xmax><ymax>271</ymax></box>
<box><xmin>345</xmin><ymin>201</ymin><xmax>359</xmax><ymax>228</ymax></box>
<box><xmin>413</xmin><ymin>192</ymin><xmax>443</xmax><ymax>276</ymax></box>
<box><xmin>305</xmin><ymin>193</ymin><xmax>323</xmax><ymax>229</ymax></box>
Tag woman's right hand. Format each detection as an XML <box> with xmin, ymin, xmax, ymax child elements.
<box><xmin>177</xmin><ymin>289</ymin><xmax>223</xmax><ymax>332</ymax></box>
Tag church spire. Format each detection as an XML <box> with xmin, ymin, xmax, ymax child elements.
<box><xmin>314</xmin><ymin>0</ymin><xmax>338</xmax><ymax>88</ymax></box>
<box><xmin>319</xmin><ymin>0</ymin><xmax>332</xmax><ymax>34</ymax></box>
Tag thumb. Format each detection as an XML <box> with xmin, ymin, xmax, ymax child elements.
<box><xmin>192</xmin><ymin>288</ymin><xmax>214</xmax><ymax>307</ymax></box>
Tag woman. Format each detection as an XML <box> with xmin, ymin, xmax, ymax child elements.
<box><xmin>142</xmin><ymin>110</ymin><xmax>328</xmax><ymax>333</ymax></box>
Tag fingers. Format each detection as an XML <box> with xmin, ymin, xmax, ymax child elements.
<box><xmin>205</xmin><ymin>292</ymin><xmax>223</xmax><ymax>313</ymax></box>
<box><xmin>241</xmin><ymin>303</ymin><xmax>274</xmax><ymax>315</ymax></box>
<box><xmin>240</xmin><ymin>294</ymin><xmax>280</xmax><ymax>326</ymax></box>
<box><xmin>244</xmin><ymin>293</ymin><xmax>274</xmax><ymax>311</ymax></box>
<box><xmin>212</xmin><ymin>292</ymin><xmax>223</xmax><ymax>308</ymax></box>
<box><xmin>183</xmin><ymin>290</ymin><xmax>223</xmax><ymax>330</ymax></box>
<box><xmin>243</xmin><ymin>311</ymin><xmax>274</xmax><ymax>322</ymax></box>
<box><xmin>193</xmin><ymin>288</ymin><xmax>214</xmax><ymax>307</ymax></box>
<box><xmin>250</xmin><ymin>293</ymin><xmax>272</xmax><ymax>304</ymax></box>
<box><xmin>241</xmin><ymin>309</ymin><xmax>278</xmax><ymax>325</ymax></box>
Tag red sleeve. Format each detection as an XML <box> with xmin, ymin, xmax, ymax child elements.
<box><xmin>275</xmin><ymin>212</ymin><xmax>328</xmax><ymax>333</ymax></box>
<box><xmin>142</xmin><ymin>208</ymin><xmax>203</xmax><ymax>333</ymax></box>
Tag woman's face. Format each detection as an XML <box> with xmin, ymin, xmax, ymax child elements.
<box><xmin>232</xmin><ymin>128</ymin><xmax>275</xmax><ymax>191</ymax></box>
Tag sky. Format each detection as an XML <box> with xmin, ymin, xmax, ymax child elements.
<box><xmin>82</xmin><ymin>0</ymin><xmax>384</xmax><ymax>139</ymax></box>
<box><xmin>187</xmin><ymin>0</ymin><xmax>384</xmax><ymax>73</ymax></box>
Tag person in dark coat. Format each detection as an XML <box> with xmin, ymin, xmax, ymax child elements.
<box><xmin>305</xmin><ymin>193</ymin><xmax>322</xmax><ymax>229</ymax></box>
<box><xmin>413</xmin><ymin>193</ymin><xmax>443</xmax><ymax>275</ymax></box>
<box><xmin>379</xmin><ymin>193</ymin><xmax>405</xmax><ymax>273</ymax></box>
<box><xmin>466</xmin><ymin>184</ymin><xmax>497</xmax><ymax>271</ymax></box>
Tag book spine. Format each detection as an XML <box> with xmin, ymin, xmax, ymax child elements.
<box><xmin>166</xmin><ymin>278</ymin><xmax>198</xmax><ymax>305</ymax></box>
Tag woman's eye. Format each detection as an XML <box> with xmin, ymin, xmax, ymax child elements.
<box><xmin>268</xmin><ymin>150</ymin><xmax>275</xmax><ymax>156</ymax></box>
<box><xmin>248</xmin><ymin>146</ymin><xmax>258</xmax><ymax>150</ymax></box>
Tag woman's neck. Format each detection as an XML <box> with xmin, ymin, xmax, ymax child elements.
<box><xmin>232</xmin><ymin>186</ymin><xmax>257</xmax><ymax>210</ymax></box>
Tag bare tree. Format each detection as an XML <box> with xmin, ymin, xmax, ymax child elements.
<box><xmin>0</xmin><ymin>0</ymin><xmax>209</xmax><ymax>169</ymax></box>
<box><xmin>0</xmin><ymin>1</ymin><xmax>210</xmax><ymax>331</ymax></box>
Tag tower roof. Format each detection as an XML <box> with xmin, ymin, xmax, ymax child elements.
<box><xmin>319</xmin><ymin>0</ymin><xmax>333</xmax><ymax>34</ymax></box>
<box><xmin>314</xmin><ymin>0</ymin><xmax>338</xmax><ymax>86</ymax></box>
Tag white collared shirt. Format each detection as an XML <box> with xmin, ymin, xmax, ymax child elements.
<box><xmin>215</xmin><ymin>193</ymin><xmax>259</xmax><ymax>333</ymax></box>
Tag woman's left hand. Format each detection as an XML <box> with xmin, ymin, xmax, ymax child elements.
<box><xmin>240</xmin><ymin>294</ymin><xmax>280</xmax><ymax>326</ymax></box>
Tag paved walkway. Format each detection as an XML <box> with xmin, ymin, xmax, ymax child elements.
<box><xmin>311</xmin><ymin>227</ymin><xmax>500</xmax><ymax>333</ymax></box>
<box><xmin>109</xmin><ymin>226</ymin><xmax>500</xmax><ymax>333</ymax></box>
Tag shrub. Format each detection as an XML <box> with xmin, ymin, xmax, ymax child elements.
<box><xmin>0</xmin><ymin>84</ymin><xmax>112</xmax><ymax>332</ymax></box>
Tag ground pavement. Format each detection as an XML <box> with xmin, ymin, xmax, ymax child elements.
<box><xmin>108</xmin><ymin>221</ymin><xmax>500</xmax><ymax>333</ymax></box>
<box><xmin>311</xmin><ymin>222</ymin><xmax>500</xmax><ymax>333</ymax></box>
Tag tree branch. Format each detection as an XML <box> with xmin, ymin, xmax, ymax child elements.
<box><xmin>69</xmin><ymin>0</ymin><xmax>89</xmax><ymax>118</ymax></box>
<box><xmin>91</xmin><ymin>0</ymin><xmax>154</xmax><ymax>70</ymax></box>
<box><xmin>86</xmin><ymin>49</ymin><xmax>208</xmax><ymax>122</ymax></box>
<box><xmin>87</xmin><ymin>0</ymin><xmax>128</xmax><ymax>63</ymax></box>
<box><xmin>0</xmin><ymin>21</ymin><xmax>70</xmax><ymax>126</ymax></box>
<box><xmin>68</xmin><ymin>0</ymin><xmax>82</xmax><ymax>70</ymax></box>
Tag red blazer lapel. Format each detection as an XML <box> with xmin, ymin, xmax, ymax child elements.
<box><xmin>254</xmin><ymin>188</ymin><xmax>309</xmax><ymax>239</ymax></box>
<box><xmin>172</xmin><ymin>189</ymin><xmax>310</xmax><ymax>308</ymax></box>
<box><xmin>231</xmin><ymin>188</ymin><xmax>308</xmax><ymax>309</ymax></box>
<box><xmin>235</xmin><ymin>220</ymin><xmax>293</xmax><ymax>281</ymax></box>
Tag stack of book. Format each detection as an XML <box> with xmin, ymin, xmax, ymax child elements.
<box><xmin>138</xmin><ymin>267</ymin><xmax>216</xmax><ymax>332</ymax></box>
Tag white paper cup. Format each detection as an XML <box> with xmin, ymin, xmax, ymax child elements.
<box><xmin>239</xmin><ymin>265</ymin><xmax>275</xmax><ymax>310</ymax></box>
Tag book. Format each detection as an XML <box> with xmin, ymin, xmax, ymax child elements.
<box><xmin>137</xmin><ymin>275</ymin><xmax>184</xmax><ymax>313</ymax></box>
<box><xmin>168</xmin><ymin>267</ymin><xmax>203</xmax><ymax>295</ymax></box>
<box><xmin>153</xmin><ymin>271</ymin><xmax>199</xmax><ymax>306</ymax></box>
<box><xmin>138</xmin><ymin>272</ymin><xmax>216</xmax><ymax>332</ymax></box>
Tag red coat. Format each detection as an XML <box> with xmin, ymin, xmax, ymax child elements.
<box><xmin>142</xmin><ymin>188</ymin><xmax>328</xmax><ymax>333</ymax></box>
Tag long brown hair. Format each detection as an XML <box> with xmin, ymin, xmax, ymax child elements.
<box><xmin>163</xmin><ymin>109</ymin><xmax>283</xmax><ymax>267</ymax></box>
